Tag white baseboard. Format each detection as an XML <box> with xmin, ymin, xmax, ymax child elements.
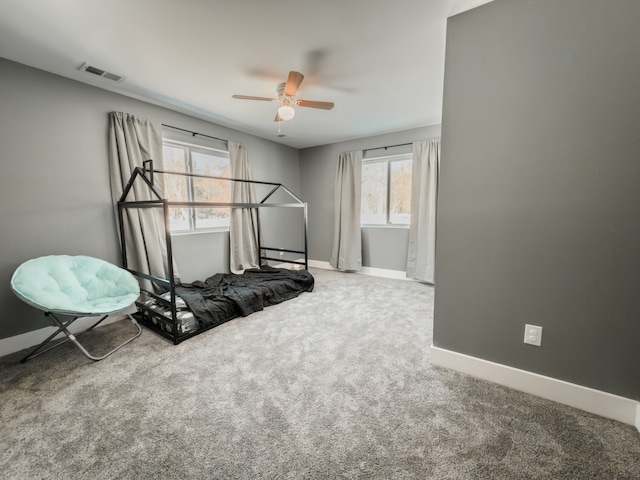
<box><xmin>0</xmin><ymin>313</ymin><xmax>129</xmax><ymax>358</ymax></box>
<box><xmin>308</xmin><ymin>260</ymin><xmax>410</xmax><ymax>280</ymax></box>
<box><xmin>431</xmin><ymin>346</ymin><xmax>640</xmax><ymax>430</ymax></box>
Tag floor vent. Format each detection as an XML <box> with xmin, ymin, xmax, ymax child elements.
<box><xmin>79</xmin><ymin>63</ymin><xmax>125</xmax><ymax>82</ymax></box>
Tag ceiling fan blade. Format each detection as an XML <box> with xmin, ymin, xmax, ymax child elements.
<box><xmin>274</xmin><ymin>112</ymin><xmax>283</xmax><ymax>122</ymax></box>
<box><xmin>296</xmin><ymin>100</ymin><xmax>335</xmax><ymax>110</ymax></box>
<box><xmin>284</xmin><ymin>71</ymin><xmax>304</xmax><ymax>97</ymax></box>
<box><xmin>232</xmin><ymin>95</ymin><xmax>276</xmax><ymax>102</ymax></box>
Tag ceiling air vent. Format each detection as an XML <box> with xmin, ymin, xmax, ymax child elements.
<box><xmin>79</xmin><ymin>63</ymin><xmax>125</xmax><ymax>83</ymax></box>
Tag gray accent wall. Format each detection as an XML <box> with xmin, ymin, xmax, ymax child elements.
<box><xmin>0</xmin><ymin>58</ymin><xmax>301</xmax><ymax>339</ymax></box>
<box><xmin>435</xmin><ymin>0</ymin><xmax>640</xmax><ymax>400</ymax></box>
<box><xmin>299</xmin><ymin>126</ymin><xmax>441</xmax><ymax>271</ymax></box>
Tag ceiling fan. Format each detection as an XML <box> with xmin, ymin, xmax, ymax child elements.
<box><xmin>232</xmin><ymin>71</ymin><xmax>334</xmax><ymax>122</ymax></box>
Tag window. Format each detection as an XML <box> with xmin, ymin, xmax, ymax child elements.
<box><xmin>361</xmin><ymin>153</ymin><xmax>412</xmax><ymax>226</ymax></box>
<box><xmin>162</xmin><ymin>139</ymin><xmax>231</xmax><ymax>233</ymax></box>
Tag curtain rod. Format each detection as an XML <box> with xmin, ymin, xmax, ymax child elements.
<box><xmin>162</xmin><ymin>124</ymin><xmax>228</xmax><ymax>144</ymax></box>
<box><xmin>363</xmin><ymin>141</ymin><xmax>413</xmax><ymax>153</ymax></box>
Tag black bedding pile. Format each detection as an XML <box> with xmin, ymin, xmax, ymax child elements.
<box><xmin>175</xmin><ymin>266</ymin><xmax>314</xmax><ymax>329</ymax></box>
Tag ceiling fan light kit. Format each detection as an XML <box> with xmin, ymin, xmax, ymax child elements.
<box><xmin>277</xmin><ymin>104</ymin><xmax>296</xmax><ymax>121</ymax></box>
<box><xmin>232</xmin><ymin>70</ymin><xmax>334</xmax><ymax>124</ymax></box>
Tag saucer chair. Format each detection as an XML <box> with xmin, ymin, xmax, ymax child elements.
<box><xmin>11</xmin><ymin>255</ymin><xmax>142</xmax><ymax>362</ymax></box>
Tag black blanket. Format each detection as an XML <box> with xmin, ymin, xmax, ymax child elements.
<box><xmin>175</xmin><ymin>266</ymin><xmax>314</xmax><ymax>329</ymax></box>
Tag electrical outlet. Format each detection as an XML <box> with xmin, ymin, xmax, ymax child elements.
<box><xmin>524</xmin><ymin>324</ymin><xmax>543</xmax><ymax>347</ymax></box>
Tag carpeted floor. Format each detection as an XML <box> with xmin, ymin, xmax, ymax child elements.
<box><xmin>1</xmin><ymin>268</ymin><xmax>639</xmax><ymax>479</ymax></box>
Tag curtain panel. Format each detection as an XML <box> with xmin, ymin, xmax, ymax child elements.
<box><xmin>330</xmin><ymin>150</ymin><xmax>363</xmax><ymax>271</ymax></box>
<box><xmin>108</xmin><ymin>112</ymin><xmax>176</xmax><ymax>288</ymax></box>
<box><xmin>406</xmin><ymin>138</ymin><xmax>440</xmax><ymax>283</ymax></box>
<box><xmin>229</xmin><ymin>142</ymin><xmax>261</xmax><ymax>274</ymax></box>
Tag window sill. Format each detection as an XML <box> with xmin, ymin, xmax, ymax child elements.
<box><xmin>361</xmin><ymin>224</ymin><xmax>410</xmax><ymax>229</ymax></box>
<box><xmin>171</xmin><ymin>228</ymin><xmax>230</xmax><ymax>237</ymax></box>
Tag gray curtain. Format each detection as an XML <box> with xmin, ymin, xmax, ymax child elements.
<box><xmin>108</xmin><ymin>112</ymin><xmax>176</xmax><ymax>288</ymax></box>
<box><xmin>330</xmin><ymin>150</ymin><xmax>363</xmax><ymax>271</ymax></box>
<box><xmin>406</xmin><ymin>138</ymin><xmax>440</xmax><ymax>283</ymax></box>
<box><xmin>229</xmin><ymin>142</ymin><xmax>261</xmax><ymax>274</ymax></box>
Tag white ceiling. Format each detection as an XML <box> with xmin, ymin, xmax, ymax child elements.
<box><xmin>0</xmin><ymin>0</ymin><xmax>492</xmax><ymax>149</ymax></box>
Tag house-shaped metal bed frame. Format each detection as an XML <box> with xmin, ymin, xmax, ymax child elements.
<box><xmin>117</xmin><ymin>160</ymin><xmax>308</xmax><ymax>344</ymax></box>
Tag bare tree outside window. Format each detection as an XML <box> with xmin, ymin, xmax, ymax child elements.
<box><xmin>162</xmin><ymin>145</ymin><xmax>189</xmax><ymax>231</ymax></box>
<box><xmin>192</xmin><ymin>151</ymin><xmax>230</xmax><ymax>229</ymax></box>
<box><xmin>361</xmin><ymin>162</ymin><xmax>387</xmax><ymax>224</ymax></box>
<box><xmin>361</xmin><ymin>154</ymin><xmax>412</xmax><ymax>226</ymax></box>
<box><xmin>162</xmin><ymin>140</ymin><xmax>231</xmax><ymax>233</ymax></box>
<box><xmin>389</xmin><ymin>159</ymin><xmax>412</xmax><ymax>224</ymax></box>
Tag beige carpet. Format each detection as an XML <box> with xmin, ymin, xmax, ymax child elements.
<box><xmin>1</xmin><ymin>268</ymin><xmax>639</xmax><ymax>479</ymax></box>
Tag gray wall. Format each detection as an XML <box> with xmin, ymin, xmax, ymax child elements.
<box><xmin>300</xmin><ymin>126</ymin><xmax>441</xmax><ymax>270</ymax></box>
<box><xmin>435</xmin><ymin>0</ymin><xmax>640</xmax><ymax>400</ymax></box>
<box><xmin>0</xmin><ymin>58</ymin><xmax>301</xmax><ymax>338</ymax></box>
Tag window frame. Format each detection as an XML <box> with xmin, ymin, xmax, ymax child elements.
<box><xmin>162</xmin><ymin>138</ymin><xmax>231</xmax><ymax>235</ymax></box>
<box><xmin>360</xmin><ymin>152</ymin><xmax>413</xmax><ymax>228</ymax></box>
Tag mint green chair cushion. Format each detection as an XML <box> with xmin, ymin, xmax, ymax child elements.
<box><xmin>11</xmin><ymin>255</ymin><xmax>140</xmax><ymax>316</ymax></box>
